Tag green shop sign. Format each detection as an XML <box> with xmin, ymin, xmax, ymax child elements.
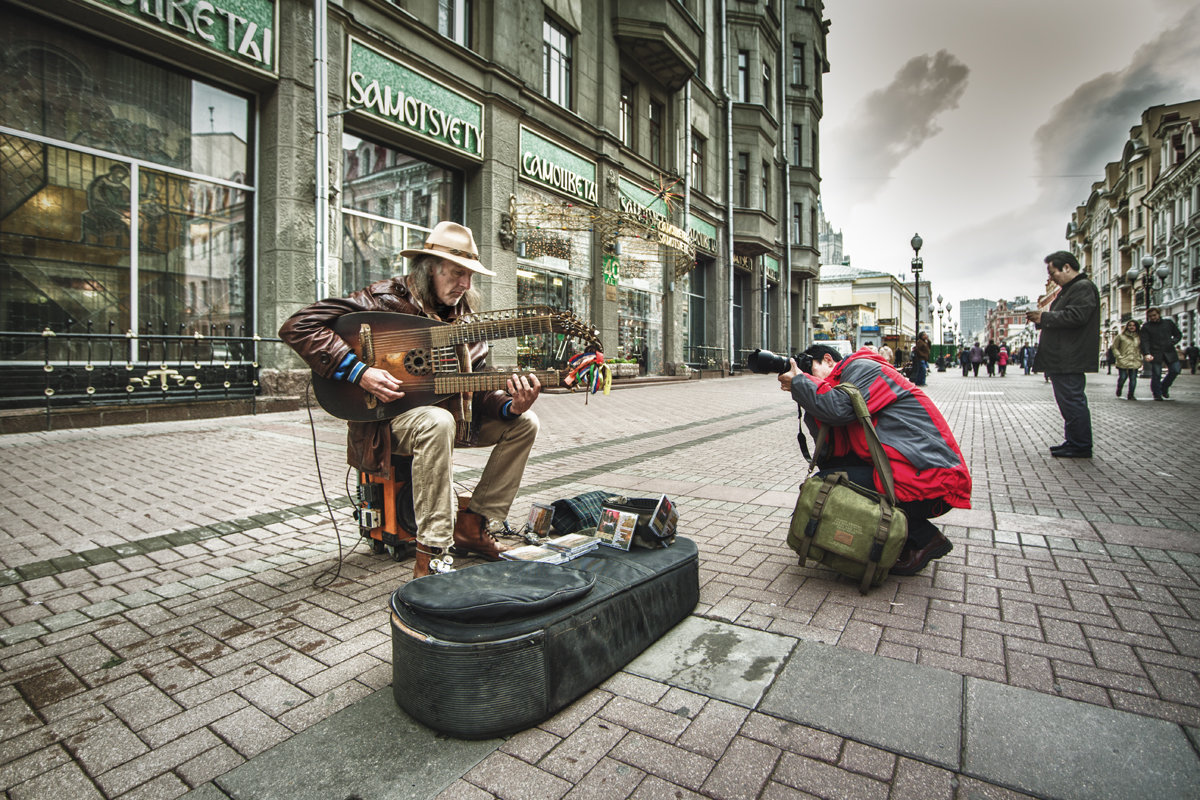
<box><xmin>348</xmin><ymin>39</ymin><xmax>484</xmax><ymax>160</ymax></box>
<box><xmin>520</xmin><ymin>127</ymin><xmax>597</xmax><ymax>204</ymax></box>
<box><xmin>602</xmin><ymin>255</ymin><xmax>620</xmax><ymax>285</ymax></box>
<box><xmin>765</xmin><ymin>254</ymin><xmax>780</xmax><ymax>283</ymax></box>
<box><xmin>688</xmin><ymin>214</ymin><xmax>717</xmax><ymax>253</ymax></box>
<box><xmin>90</xmin><ymin>0</ymin><xmax>276</xmax><ymax>73</ymax></box>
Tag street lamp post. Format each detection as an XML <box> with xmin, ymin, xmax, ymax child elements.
<box><xmin>910</xmin><ymin>233</ymin><xmax>923</xmax><ymax>359</ymax></box>
<box><xmin>1127</xmin><ymin>254</ymin><xmax>1171</xmax><ymax>316</ymax></box>
<box><xmin>945</xmin><ymin>300</ymin><xmax>952</xmax><ymax>345</ymax></box>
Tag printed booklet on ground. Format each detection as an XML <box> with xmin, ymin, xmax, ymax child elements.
<box><xmin>500</xmin><ymin>544</ymin><xmax>568</xmax><ymax>564</ymax></box>
<box><xmin>649</xmin><ymin>494</ymin><xmax>678</xmax><ymax>540</ymax></box>
<box><xmin>596</xmin><ymin>506</ymin><xmax>636</xmax><ymax>551</ymax></box>
<box><xmin>544</xmin><ymin>532</ymin><xmax>601</xmax><ymax>556</ymax></box>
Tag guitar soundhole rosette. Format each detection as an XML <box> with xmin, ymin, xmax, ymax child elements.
<box><xmin>404</xmin><ymin>349</ymin><xmax>432</xmax><ymax>375</ymax></box>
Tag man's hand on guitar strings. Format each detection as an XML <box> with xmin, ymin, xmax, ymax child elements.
<box><xmin>359</xmin><ymin>366</ymin><xmax>405</xmax><ymax>403</ymax></box>
<box><xmin>507</xmin><ymin>372</ymin><xmax>542</xmax><ymax>415</ymax></box>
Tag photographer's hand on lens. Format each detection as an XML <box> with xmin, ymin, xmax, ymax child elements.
<box><xmin>778</xmin><ymin>358</ymin><xmax>801</xmax><ymax>391</ymax></box>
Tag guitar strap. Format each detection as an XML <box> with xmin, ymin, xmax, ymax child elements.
<box><xmin>454</xmin><ymin>341</ymin><xmax>472</xmax><ymax>442</ymax></box>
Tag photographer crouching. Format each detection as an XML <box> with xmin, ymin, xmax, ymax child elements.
<box><xmin>762</xmin><ymin>344</ymin><xmax>972</xmax><ymax>575</ymax></box>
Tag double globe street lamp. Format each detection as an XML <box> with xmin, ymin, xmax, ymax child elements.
<box><xmin>1127</xmin><ymin>254</ymin><xmax>1169</xmax><ymax>315</ymax></box>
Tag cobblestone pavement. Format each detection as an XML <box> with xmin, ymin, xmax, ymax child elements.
<box><xmin>1</xmin><ymin>369</ymin><xmax>1198</xmax><ymax>799</ymax></box>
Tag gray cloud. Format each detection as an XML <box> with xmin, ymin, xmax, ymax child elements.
<box><xmin>1033</xmin><ymin>4</ymin><xmax>1200</xmax><ymax>205</ymax></box>
<box><xmin>939</xmin><ymin>5</ymin><xmax>1200</xmax><ymax>302</ymax></box>
<box><xmin>828</xmin><ymin>50</ymin><xmax>970</xmax><ymax>202</ymax></box>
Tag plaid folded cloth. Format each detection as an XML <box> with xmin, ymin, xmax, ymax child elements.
<box><xmin>549</xmin><ymin>490</ymin><xmax>611</xmax><ymax>534</ymax></box>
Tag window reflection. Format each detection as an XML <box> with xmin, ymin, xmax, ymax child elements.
<box><xmin>516</xmin><ymin>268</ymin><xmax>577</xmax><ymax>369</ymax></box>
<box><xmin>340</xmin><ymin>134</ymin><xmax>462</xmax><ymax>291</ymax></box>
<box><xmin>1</xmin><ymin>9</ymin><xmax>249</xmax><ymax>174</ymax></box>
<box><xmin>0</xmin><ymin>11</ymin><xmax>253</xmax><ymax>362</ymax></box>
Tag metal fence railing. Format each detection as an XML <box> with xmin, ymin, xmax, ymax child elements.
<box><xmin>684</xmin><ymin>345</ymin><xmax>725</xmax><ymax>370</ymax></box>
<box><xmin>1</xmin><ymin>322</ymin><xmax>281</xmax><ymax>421</ymax></box>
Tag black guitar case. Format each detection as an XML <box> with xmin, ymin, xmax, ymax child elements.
<box><xmin>389</xmin><ymin>537</ymin><xmax>699</xmax><ymax>739</ymax></box>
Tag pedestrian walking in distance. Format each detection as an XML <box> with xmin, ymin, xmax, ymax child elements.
<box><xmin>1139</xmin><ymin>307</ymin><xmax>1182</xmax><ymax>400</ymax></box>
<box><xmin>1028</xmin><ymin>251</ymin><xmax>1100</xmax><ymax>459</ymax></box>
<box><xmin>1113</xmin><ymin>320</ymin><xmax>1142</xmax><ymax>400</ymax></box>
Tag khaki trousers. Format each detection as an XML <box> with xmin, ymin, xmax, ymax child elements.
<box><xmin>389</xmin><ymin>405</ymin><xmax>540</xmax><ymax>549</ymax></box>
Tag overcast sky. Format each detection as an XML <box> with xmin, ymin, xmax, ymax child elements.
<box><xmin>819</xmin><ymin>0</ymin><xmax>1200</xmax><ymax>322</ymax></box>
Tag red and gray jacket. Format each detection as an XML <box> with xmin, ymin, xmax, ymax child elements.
<box><xmin>790</xmin><ymin>351</ymin><xmax>972</xmax><ymax>508</ymax></box>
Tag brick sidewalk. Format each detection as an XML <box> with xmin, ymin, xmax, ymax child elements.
<box><xmin>1</xmin><ymin>371</ymin><xmax>1198</xmax><ymax>798</ymax></box>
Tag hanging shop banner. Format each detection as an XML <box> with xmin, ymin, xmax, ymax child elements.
<box><xmin>348</xmin><ymin>38</ymin><xmax>484</xmax><ymax>160</ymax></box>
<box><xmin>618</xmin><ymin>178</ymin><xmax>690</xmax><ymax>253</ymax></box>
<box><xmin>519</xmin><ymin>127</ymin><xmax>597</xmax><ymax>205</ymax></box>
<box><xmin>764</xmin><ymin>254</ymin><xmax>780</xmax><ymax>283</ymax></box>
<box><xmin>88</xmin><ymin>0</ymin><xmax>277</xmax><ymax>74</ymax></box>
<box><xmin>687</xmin><ymin>214</ymin><xmax>717</xmax><ymax>254</ymax></box>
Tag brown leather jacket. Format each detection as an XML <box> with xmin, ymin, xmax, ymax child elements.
<box><xmin>278</xmin><ymin>275</ymin><xmax>511</xmax><ymax>477</ymax></box>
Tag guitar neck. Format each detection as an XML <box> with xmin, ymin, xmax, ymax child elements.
<box><xmin>435</xmin><ymin>315</ymin><xmax>554</xmax><ymax>346</ymax></box>
<box><xmin>433</xmin><ymin>370</ymin><xmax>559</xmax><ymax>394</ymax></box>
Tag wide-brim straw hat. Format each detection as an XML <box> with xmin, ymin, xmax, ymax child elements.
<box><xmin>399</xmin><ymin>221</ymin><xmax>496</xmax><ymax>276</ymax></box>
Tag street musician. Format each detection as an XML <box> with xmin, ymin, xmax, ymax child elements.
<box><xmin>279</xmin><ymin>221</ymin><xmax>540</xmax><ymax>577</ymax></box>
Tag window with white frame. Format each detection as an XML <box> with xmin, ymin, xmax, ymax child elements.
<box><xmin>438</xmin><ymin>0</ymin><xmax>471</xmax><ymax>47</ymax></box>
<box><xmin>619</xmin><ymin>79</ymin><xmax>635</xmax><ymax>149</ymax></box>
<box><xmin>737</xmin><ymin>50</ymin><xmax>750</xmax><ymax>102</ymax></box>
<box><xmin>543</xmin><ymin>16</ymin><xmax>572</xmax><ymax>109</ymax></box>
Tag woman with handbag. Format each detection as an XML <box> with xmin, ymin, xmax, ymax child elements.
<box><xmin>779</xmin><ymin>345</ymin><xmax>972</xmax><ymax>575</ymax></box>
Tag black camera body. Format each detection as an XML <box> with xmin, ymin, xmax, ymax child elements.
<box><xmin>747</xmin><ymin>348</ymin><xmax>812</xmax><ymax>375</ymax></box>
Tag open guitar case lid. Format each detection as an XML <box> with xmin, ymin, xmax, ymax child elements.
<box><xmin>389</xmin><ymin>537</ymin><xmax>699</xmax><ymax>739</ymax></box>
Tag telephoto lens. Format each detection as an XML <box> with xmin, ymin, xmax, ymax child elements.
<box><xmin>747</xmin><ymin>348</ymin><xmax>789</xmax><ymax>374</ymax></box>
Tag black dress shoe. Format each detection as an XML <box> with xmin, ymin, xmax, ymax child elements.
<box><xmin>890</xmin><ymin>532</ymin><xmax>953</xmax><ymax>576</ymax></box>
<box><xmin>1049</xmin><ymin>442</ymin><xmax>1071</xmax><ymax>453</ymax></box>
<box><xmin>1051</xmin><ymin>446</ymin><xmax>1092</xmax><ymax>458</ymax></box>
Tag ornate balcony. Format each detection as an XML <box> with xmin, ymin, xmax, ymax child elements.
<box><xmin>613</xmin><ymin>0</ymin><xmax>702</xmax><ymax>92</ymax></box>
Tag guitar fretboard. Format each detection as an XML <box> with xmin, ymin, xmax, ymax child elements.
<box><xmin>432</xmin><ymin>315</ymin><xmax>554</xmax><ymax>347</ymax></box>
<box><xmin>434</xmin><ymin>370</ymin><xmax>559</xmax><ymax>394</ymax></box>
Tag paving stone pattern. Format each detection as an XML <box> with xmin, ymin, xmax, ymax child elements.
<box><xmin>1</xmin><ymin>370</ymin><xmax>1198</xmax><ymax>799</ymax></box>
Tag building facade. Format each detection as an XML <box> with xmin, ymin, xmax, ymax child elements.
<box><xmin>1067</xmin><ymin>100</ymin><xmax>1200</xmax><ymax>353</ymax></box>
<box><xmin>816</xmin><ymin>263</ymin><xmax>915</xmax><ymax>356</ymax></box>
<box><xmin>0</xmin><ymin>0</ymin><xmax>829</xmax><ymax>413</ymax></box>
<box><xmin>957</xmin><ymin>298</ymin><xmax>995</xmax><ymax>347</ymax></box>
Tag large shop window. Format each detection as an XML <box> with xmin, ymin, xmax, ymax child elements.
<box><xmin>681</xmin><ymin>263</ymin><xmax>710</xmax><ymax>366</ymax></box>
<box><xmin>340</xmin><ymin>135</ymin><xmax>462</xmax><ymax>292</ymax></box>
<box><xmin>0</xmin><ymin>13</ymin><xmax>253</xmax><ymax>362</ymax></box>
<box><xmin>516</xmin><ymin>268</ymin><xmax>578</xmax><ymax>369</ymax></box>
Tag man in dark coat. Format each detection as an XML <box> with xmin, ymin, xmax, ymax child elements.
<box><xmin>1028</xmin><ymin>251</ymin><xmax>1100</xmax><ymax>458</ymax></box>
<box><xmin>1139</xmin><ymin>307</ymin><xmax>1182</xmax><ymax>400</ymax></box>
<box><xmin>984</xmin><ymin>339</ymin><xmax>999</xmax><ymax>377</ymax></box>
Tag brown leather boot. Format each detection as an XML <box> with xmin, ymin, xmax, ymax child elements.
<box><xmin>451</xmin><ymin>509</ymin><xmax>510</xmax><ymax>560</ymax></box>
<box><xmin>412</xmin><ymin>543</ymin><xmax>450</xmax><ymax>579</ymax></box>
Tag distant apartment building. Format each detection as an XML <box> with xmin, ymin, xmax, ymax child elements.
<box><xmin>817</xmin><ymin>263</ymin><xmax>916</xmax><ymax>354</ymax></box>
<box><xmin>1067</xmin><ymin>100</ymin><xmax>1200</xmax><ymax>354</ymax></box>
<box><xmin>958</xmin><ymin>298</ymin><xmax>996</xmax><ymax>346</ymax></box>
<box><xmin>985</xmin><ymin>298</ymin><xmax>1035</xmax><ymax>350</ymax></box>
<box><xmin>818</xmin><ymin>202</ymin><xmax>844</xmax><ymax>266</ymax></box>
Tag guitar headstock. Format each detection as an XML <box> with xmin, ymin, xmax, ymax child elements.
<box><xmin>549</xmin><ymin>309</ymin><xmax>603</xmax><ymax>350</ymax></box>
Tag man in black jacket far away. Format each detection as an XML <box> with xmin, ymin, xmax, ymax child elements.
<box><xmin>1140</xmin><ymin>307</ymin><xmax>1182</xmax><ymax>400</ymax></box>
<box><xmin>1027</xmin><ymin>251</ymin><xmax>1100</xmax><ymax>459</ymax></box>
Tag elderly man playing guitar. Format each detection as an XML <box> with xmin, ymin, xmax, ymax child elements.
<box><xmin>280</xmin><ymin>221</ymin><xmax>541</xmax><ymax>578</ymax></box>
